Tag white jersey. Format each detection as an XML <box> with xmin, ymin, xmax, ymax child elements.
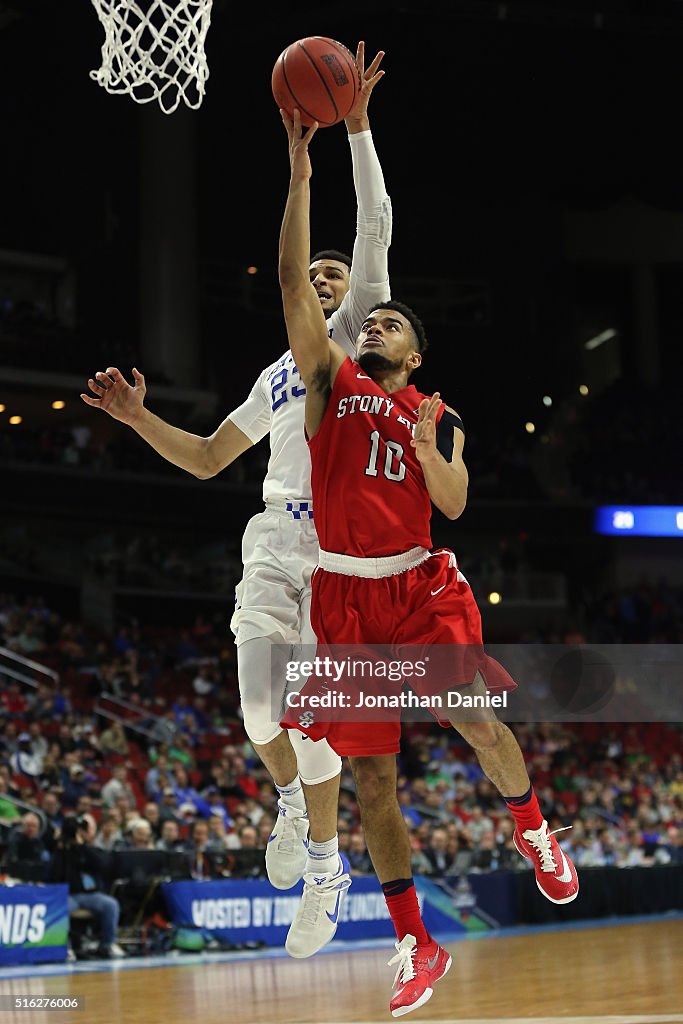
<box><xmin>229</xmin><ymin>129</ymin><xmax>392</xmax><ymax>509</ymax></box>
<box><xmin>229</xmin><ymin>300</ymin><xmax>384</xmax><ymax>505</ymax></box>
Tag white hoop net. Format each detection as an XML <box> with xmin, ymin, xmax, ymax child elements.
<box><xmin>89</xmin><ymin>0</ymin><xmax>214</xmax><ymax>115</ymax></box>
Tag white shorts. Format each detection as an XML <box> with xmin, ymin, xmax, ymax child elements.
<box><xmin>230</xmin><ymin>508</ymin><xmax>319</xmax><ymax>647</ymax></box>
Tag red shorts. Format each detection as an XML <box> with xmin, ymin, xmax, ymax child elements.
<box><xmin>280</xmin><ymin>549</ymin><xmax>517</xmax><ymax>757</ymax></box>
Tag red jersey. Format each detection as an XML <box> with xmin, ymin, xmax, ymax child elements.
<box><xmin>308</xmin><ymin>357</ymin><xmax>445</xmax><ymax>558</ymax></box>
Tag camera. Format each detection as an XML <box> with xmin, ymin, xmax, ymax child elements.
<box><xmin>61</xmin><ymin>816</ymin><xmax>89</xmax><ymax>842</ymax></box>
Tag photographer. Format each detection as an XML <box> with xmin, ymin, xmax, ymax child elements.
<box><xmin>4</xmin><ymin>812</ymin><xmax>51</xmax><ymax>880</ymax></box>
<box><xmin>49</xmin><ymin>814</ymin><xmax>124</xmax><ymax>959</ymax></box>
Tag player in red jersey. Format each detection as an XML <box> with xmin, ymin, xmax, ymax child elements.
<box><xmin>277</xmin><ymin>109</ymin><xmax>579</xmax><ymax>1017</ymax></box>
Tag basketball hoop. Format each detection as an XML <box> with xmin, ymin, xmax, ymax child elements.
<box><xmin>89</xmin><ymin>0</ymin><xmax>214</xmax><ymax>115</ymax></box>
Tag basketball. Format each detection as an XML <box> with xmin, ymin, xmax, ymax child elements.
<box><xmin>271</xmin><ymin>36</ymin><xmax>361</xmax><ymax>128</ymax></box>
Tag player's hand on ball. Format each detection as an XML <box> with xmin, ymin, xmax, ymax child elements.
<box><xmin>281</xmin><ymin>107</ymin><xmax>319</xmax><ymax>178</ymax></box>
<box><xmin>345</xmin><ymin>41</ymin><xmax>385</xmax><ymax>128</ymax></box>
<box><xmin>80</xmin><ymin>366</ymin><xmax>146</xmax><ymax>425</ymax></box>
<box><xmin>411</xmin><ymin>392</ymin><xmax>441</xmax><ymax>464</ymax></box>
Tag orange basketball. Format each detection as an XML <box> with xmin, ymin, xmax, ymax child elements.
<box><xmin>271</xmin><ymin>36</ymin><xmax>361</xmax><ymax>127</ymax></box>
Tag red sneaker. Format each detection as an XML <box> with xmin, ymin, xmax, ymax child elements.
<box><xmin>513</xmin><ymin>819</ymin><xmax>579</xmax><ymax>904</ymax></box>
<box><xmin>387</xmin><ymin>933</ymin><xmax>452</xmax><ymax>1017</ymax></box>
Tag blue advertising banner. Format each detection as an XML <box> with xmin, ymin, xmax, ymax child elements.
<box><xmin>0</xmin><ymin>884</ymin><xmax>69</xmax><ymax>965</ymax></box>
<box><xmin>161</xmin><ymin>874</ymin><xmax>513</xmax><ymax>947</ymax></box>
<box><xmin>594</xmin><ymin>505</ymin><xmax>683</xmax><ymax>537</ymax></box>
<box><xmin>161</xmin><ymin>876</ymin><xmax>395</xmax><ymax>944</ymax></box>
<box><xmin>415</xmin><ymin>872</ymin><xmax>516</xmax><ymax>931</ymax></box>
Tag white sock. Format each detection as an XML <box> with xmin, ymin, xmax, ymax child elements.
<box><xmin>306</xmin><ymin>835</ymin><xmax>340</xmax><ymax>875</ymax></box>
<box><xmin>275</xmin><ymin>775</ymin><xmax>305</xmax><ymax>816</ymax></box>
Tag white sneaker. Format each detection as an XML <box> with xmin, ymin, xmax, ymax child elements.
<box><xmin>100</xmin><ymin>942</ymin><xmax>126</xmax><ymax>959</ymax></box>
<box><xmin>285</xmin><ymin>855</ymin><xmax>352</xmax><ymax>959</ymax></box>
<box><xmin>265</xmin><ymin>803</ymin><xmax>309</xmax><ymax>890</ymax></box>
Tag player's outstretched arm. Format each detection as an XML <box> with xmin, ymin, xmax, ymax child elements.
<box><xmin>80</xmin><ymin>366</ymin><xmax>253</xmax><ymax>479</ymax></box>
<box><xmin>278</xmin><ymin>108</ymin><xmax>346</xmax><ymax>435</ymax></box>
<box><xmin>411</xmin><ymin>394</ymin><xmax>469</xmax><ymax>520</ymax></box>
<box><xmin>340</xmin><ymin>43</ymin><xmax>392</xmax><ymax>335</ymax></box>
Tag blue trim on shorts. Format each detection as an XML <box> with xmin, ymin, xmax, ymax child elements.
<box><xmin>286</xmin><ymin>502</ymin><xmax>314</xmax><ymax>520</ymax></box>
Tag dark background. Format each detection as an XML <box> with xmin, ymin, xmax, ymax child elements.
<box><xmin>0</xmin><ymin>0</ymin><xmax>681</xmax><ymax>636</ymax></box>
<box><xmin>2</xmin><ymin>0</ymin><xmax>682</xmax><ymax>392</ymax></box>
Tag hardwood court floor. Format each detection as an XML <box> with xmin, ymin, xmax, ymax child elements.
<box><xmin>0</xmin><ymin>919</ymin><xmax>681</xmax><ymax>1024</ymax></box>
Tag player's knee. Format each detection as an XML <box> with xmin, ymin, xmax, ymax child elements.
<box><xmin>349</xmin><ymin>756</ymin><xmax>396</xmax><ymax>809</ymax></box>
<box><xmin>239</xmin><ymin>691</ymin><xmax>283</xmax><ymax>746</ymax></box>
<box><xmin>239</xmin><ymin>682</ymin><xmax>283</xmax><ymax>745</ymax></box>
<box><xmin>238</xmin><ymin>635</ymin><xmax>293</xmax><ymax>746</ymax></box>
<box><xmin>243</xmin><ymin>718</ymin><xmax>283</xmax><ymax>747</ymax></box>
<box><xmin>289</xmin><ymin>731</ymin><xmax>342</xmax><ymax>785</ymax></box>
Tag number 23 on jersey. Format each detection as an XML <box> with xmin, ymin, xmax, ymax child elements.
<box><xmin>270</xmin><ymin>365</ymin><xmax>306</xmax><ymax>410</ymax></box>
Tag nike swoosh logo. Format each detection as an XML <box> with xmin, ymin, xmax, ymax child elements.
<box><xmin>431</xmin><ymin>585</ymin><xmax>446</xmax><ymax>596</ymax></box>
<box><xmin>427</xmin><ymin>951</ymin><xmax>440</xmax><ymax>970</ymax></box>
<box><xmin>556</xmin><ymin>850</ymin><xmax>573</xmax><ymax>884</ymax></box>
<box><xmin>326</xmin><ymin>891</ymin><xmax>342</xmax><ymax>924</ymax></box>
<box><xmin>357</xmin><ymin>373</ymin><xmax>370</xmax><ymax>379</ymax></box>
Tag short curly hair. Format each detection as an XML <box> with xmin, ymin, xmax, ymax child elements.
<box><xmin>367</xmin><ymin>300</ymin><xmax>429</xmax><ymax>353</ymax></box>
<box><xmin>310</xmin><ymin>249</ymin><xmax>352</xmax><ymax>270</ymax></box>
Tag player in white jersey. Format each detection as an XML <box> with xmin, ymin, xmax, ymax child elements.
<box><xmin>80</xmin><ymin>42</ymin><xmax>390</xmax><ymax>957</ymax></box>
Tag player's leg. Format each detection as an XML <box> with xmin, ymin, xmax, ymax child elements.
<box><xmin>445</xmin><ymin>673</ymin><xmax>578</xmax><ymax>904</ymax></box>
<box><xmin>401</xmin><ymin>553</ymin><xmax>578</xmax><ymax>907</ymax></box>
<box><xmin>232</xmin><ymin>542</ymin><xmax>317</xmax><ymax>886</ymax></box>
<box><xmin>233</xmin><ymin>514</ymin><xmax>342</xmax><ymax>891</ymax></box>
<box><xmin>238</xmin><ymin>634</ymin><xmax>300</xmax><ymax>785</ymax></box>
<box><xmin>349</xmin><ymin>754</ymin><xmax>451</xmax><ymax>1017</ymax></box>
<box><xmin>349</xmin><ymin>754</ymin><xmax>412</xmax><ymax>885</ymax></box>
<box><xmin>283</xmin><ymin>586</ymin><xmax>350</xmax><ymax>958</ymax></box>
<box><xmin>283</xmin><ymin>728</ymin><xmax>350</xmax><ymax>959</ymax></box>
<box><xmin>238</xmin><ymin>633</ymin><xmax>342</xmax><ymax>893</ymax></box>
<box><xmin>293</xmin><ymin>587</ymin><xmax>344</xmax><ymax>870</ymax></box>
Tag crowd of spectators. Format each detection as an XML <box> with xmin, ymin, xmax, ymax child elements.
<box><xmin>0</xmin><ymin>590</ymin><xmax>681</xmax><ymax>955</ymax></box>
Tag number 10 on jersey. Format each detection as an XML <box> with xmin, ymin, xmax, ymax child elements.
<box><xmin>365</xmin><ymin>430</ymin><xmax>406</xmax><ymax>482</ymax></box>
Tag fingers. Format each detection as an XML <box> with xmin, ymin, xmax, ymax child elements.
<box><xmin>418</xmin><ymin>394</ymin><xmax>440</xmax><ymax>422</ymax></box>
<box><xmin>364</xmin><ymin>50</ymin><xmax>385</xmax><ymax>81</ymax></box>
<box><xmin>279</xmin><ymin>107</ymin><xmax>294</xmax><ymax>138</ymax></box>
<box><xmin>421</xmin><ymin>392</ymin><xmax>441</xmax><ymax>418</ymax></box>
<box><xmin>84</xmin><ymin>367</ymin><xmax>138</xmax><ymax>399</ymax></box>
<box><xmin>132</xmin><ymin>367</ymin><xmax>144</xmax><ymax>383</ymax></box>
<box><xmin>86</xmin><ymin>375</ymin><xmax>106</xmax><ymax>395</ymax></box>
<box><xmin>366</xmin><ymin>68</ymin><xmax>385</xmax><ymax>91</ymax></box>
<box><xmin>413</xmin><ymin>393</ymin><xmax>441</xmax><ymax>444</ymax></box>
<box><xmin>426</xmin><ymin>392</ymin><xmax>441</xmax><ymax>419</ymax></box>
<box><xmin>79</xmin><ymin>394</ymin><xmax>101</xmax><ymax>408</ymax></box>
<box><xmin>94</xmin><ymin>370</ymin><xmax>116</xmax><ymax>390</ymax></box>
<box><xmin>355</xmin><ymin>39</ymin><xmax>365</xmax><ymax>77</ymax></box>
<box><xmin>292</xmin><ymin>108</ymin><xmax>318</xmax><ymax>145</ymax></box>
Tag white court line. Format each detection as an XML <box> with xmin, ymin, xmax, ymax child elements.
<box><xmin>399</xmin><ymin>1018</ymin><xmax>683</xmax><ymax>1024</ymax></box>
<box><xmin>258</xmin><ymin>1018</ymin><xmax>683</xmax><ymax>1024</ymax></box>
